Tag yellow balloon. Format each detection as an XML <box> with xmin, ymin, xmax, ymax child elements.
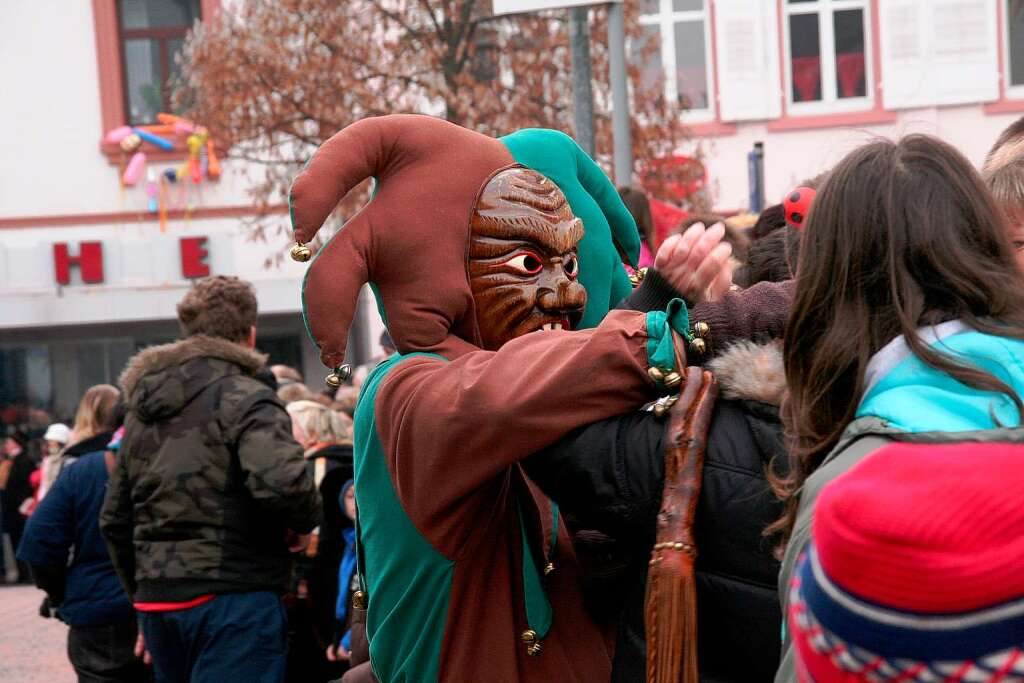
<box><xmin>120</xmin><ymin>134</ymin><xmax>142</xmax><ymax>152</ymax></box>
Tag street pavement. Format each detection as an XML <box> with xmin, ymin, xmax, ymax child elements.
<box><xmin>0</xmin><ymin>583</ymin><xmax>75</xmax><ymax>683</ymax></box>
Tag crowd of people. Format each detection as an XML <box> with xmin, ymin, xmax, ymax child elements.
<box><xmin>2</xmin><ymin>111</ymin><xmax>1024</xmax><ymax>683</ymax></box>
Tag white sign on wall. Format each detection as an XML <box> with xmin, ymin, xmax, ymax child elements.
<box><xmin>492</xmin><ymin>0</ymin><xmax>620</xmax><ymax>15</ymax></box>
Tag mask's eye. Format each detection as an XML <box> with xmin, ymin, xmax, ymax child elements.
<box><xmin>563</xmin><ymin>255</ymin><xmax>579</xmax><ymax>278</ymax></box>
<box><xmin>1014</xmin><ymin>241</ymin><xmax>1024</xmax><ymax>251</ymax></box>
<box><xmin>503</xmin><ymin>252</ymin><xmax>544</xmax><ymax>276</ymax></box>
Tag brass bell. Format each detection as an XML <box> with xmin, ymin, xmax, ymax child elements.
<box><xmin>693</xmin><ymin>321</ymin><xmax>710</xmax><ymax>338</ymax></box>
<box><xmin>663</xmin><ymin>371</ymin><xmax>682</xmax><ymax>388</ymax></box>
<box><xmin>543</xmin><ymin>562</ymin><xmax>555</xmax><ymax>576</ymax></box>
<box><xmin>628</xmin><ymin>267</ymin><xmax>648</xmax><ymax>288</ymax></box>
<box><xmin>325</xmin><ymin>364</ymin><xmax>352</xmax><ymax>388</ymax></box>
<box><xmin>521</xmin><ymin>629</ymin><xmax>537</xmax><ymax>644</ymax></box>
<box><xmin>528</xmin><ymin>642</ymin><xmax>543</xmax><ymax>656</ymax></box>
<box><xmin>647</xmin><ymin>366</ymin><xmax>665</xmax><ymax>383</ymax></box>
<box><xmin>290</xmin><ymin>243</ymin><xmax>313</xmax><ymax>262</ymax></box>
<box><xmin>689</xmin><ymin>337</ymin><xmax>707</xmax><ymax>355</ymax></box>
<box><xmin>352</xmin><ymin>590</ymin><xmax>368</xmax><ymax>609</ymax></box>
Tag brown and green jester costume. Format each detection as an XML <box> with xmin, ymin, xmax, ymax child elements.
<box><xmin>290</xmin><ymin>115</ymin><xmax>696</xmax><ymax>682</ymax></box>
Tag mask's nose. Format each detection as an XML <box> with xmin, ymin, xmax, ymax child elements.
<box><xmin>537</xmin><ymin>277</ymin><xmax>586</xmax><ymax>314</ymax></box>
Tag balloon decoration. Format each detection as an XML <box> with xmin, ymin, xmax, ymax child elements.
<box><xmin>105</xmin><ymin>113</ymin><xmax>222</xmax><ymax>230</ymax></box>
<box><xmin>122</xmin><ymin>151</ymin><xmax>147</xmax><ymax>186</ymax></box>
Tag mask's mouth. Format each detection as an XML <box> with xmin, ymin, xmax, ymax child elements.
<box><xmin>529</xmin><ymin>314</ymin><xmax>577</xmax><ymax>333</ymax></box>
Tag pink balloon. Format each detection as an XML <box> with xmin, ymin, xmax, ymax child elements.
<box><xmin>122</xmin><ymin>151</ymin><xmax>147</xmax><ymax>186</ymax></box>
<box><xmin>173</xmin><ymin>121</ymin><xmax>196</xmax><ymax>135</ymax></box>
<box><xmin>104</xmin><ymin>126</ymin><xmax>133</xmax><ymax>144</ymax></box>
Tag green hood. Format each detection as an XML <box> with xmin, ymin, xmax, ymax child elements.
<box><xmin>500</xmin><ymin>129</ymin><xmax>640</xmax><ymax>329</ymax></box>
<box><xmin>856</xmin><ymin>321</ymin><xmax>1024</xmax><ymax>433</ymax></box>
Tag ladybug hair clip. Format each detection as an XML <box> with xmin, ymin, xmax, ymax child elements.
<box><xmin>783</xmin><ymin>186</ymin><xmax>816</xmax><ymax>230</ymax></box>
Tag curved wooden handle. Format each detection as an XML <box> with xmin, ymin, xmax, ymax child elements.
<box><xmin>645</xmin><ymin>367</ymin><xmax>718</xmax><ymax>683</ymax></box>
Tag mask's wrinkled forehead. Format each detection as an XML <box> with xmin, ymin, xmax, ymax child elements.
<box><xmin>472</xmin><ymin>168</ymin><xmax>584</xmax><ymax>253</ymax></box>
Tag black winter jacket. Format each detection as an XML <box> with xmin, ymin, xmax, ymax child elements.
<box><xmin>100</xmin><ymin>335</ymin><xmax>322</xmax><ymax>602</ymax></box>
<box><xmin>524</xmin><ymin>340</ymin><xmax>788</xmax><ymax>683</ymax></box>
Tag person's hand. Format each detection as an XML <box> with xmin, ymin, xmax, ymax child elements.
<box><xmin>326</xmin><ymin>643</ymin><xmax>351</xmax><ymax>662</ymax></box>
<box><xmin>285</xmin><ymin>530</ymin><xmax>312</xmax><ymax>553</ymax></box>
<box><xmin>134</xmin><ymin>632</ymin><xmax>153</xmax><ymax>665</ymax></box>
<box><xmin>655</xmin><ymin>221</ymin><xmax>734</xmax><ymax>304</ymax></box>
<box><xmin>297</xmin><ymin>579</ymin><xmax>309</xmax><ymax>600</ymax></box>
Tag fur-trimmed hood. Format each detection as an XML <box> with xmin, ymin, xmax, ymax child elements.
<box><xmin>707</xmin><ymin>339</ymin><xmax>786</xmax><ymax>406</ymax></box>
<box><xmin>120</xmin><ymin>334</ymin><xmax>268</xmax><ymax>398</ymax></box>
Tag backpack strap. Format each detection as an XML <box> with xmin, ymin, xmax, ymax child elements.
<box><xmin>644</xmin><ymin>367</ymin><xmax>718</xmax><ymax>683</ymax></box>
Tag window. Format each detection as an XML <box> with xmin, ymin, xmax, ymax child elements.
<box><xmin>784</xmin><ymin>0</ymin><xmax>871</xmax><ymax>111</ymax></box>
<box><xmin>636</xmin><ymin>0</ymin><xmax>714</xmax><ymax>120</ymax></box>
<box><xmin>117</xmin><ymin>0</ymin><xmax>201</xmax><ymax>124</ymax></box>
<box><xmin>1007</xmin><ymin>0</ymin><xmax>1024</xmax><ymax>92</ymax></box>
<box><xmin>879</xmin><ymin>0</ymin><xmax>997</xmax><ymax>110</ymax></box>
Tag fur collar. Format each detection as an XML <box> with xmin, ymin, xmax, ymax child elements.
<box><xmin>119</xmin><ymin>334</ymin><xmax>267</xmax><ymax>397</ymax></box>
<box><xmin>707</xmin><ymin>340</ymin><xmax>786</xmax><ymax>406</ymax></box>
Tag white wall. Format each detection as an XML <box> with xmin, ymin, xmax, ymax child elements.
<box><xmin>696</xmin><ymin>105</ymin><xmax>1023</xmax><ymax>211</ymax></box>
<box><xmin>0</xmin><ymin>1</ymin><xmax>252</xmax><ymax>218</ymax></box>
<box><xmin>0</xmin><ymin>218</ymin><xmax>307</xmax><ymax>328</ymax></box>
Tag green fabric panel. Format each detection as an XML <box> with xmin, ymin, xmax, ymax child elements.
<box><xmin>500</xmin><ymin>129</ymin><xmax>640</xmax><ymax>329</ymax></box>
<box><xmin>516</xmin><ymin>503</ymin><xmax>553</xmax><ymax>639</ymax></box>
<box><xmin>644</xmin><ymin>298</ymin><xmax>691</xmax><ymax>372</ymax></box>
<box><xmin>355</xmin><ymin>353</ymin><xmax>454</xmax><ymax>683</ymax></box>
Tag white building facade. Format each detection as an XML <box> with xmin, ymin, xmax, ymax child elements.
<box><xmin>640</xmin><ymin>0</ymin><xmax>1024</xmax><ymax>209</ymax></box>
<box><xmin>0</xmin><ymin>1</ymin><xmax>381</xmax><ymax>421</ymax></box>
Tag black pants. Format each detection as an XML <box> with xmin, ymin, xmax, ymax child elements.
<box><xmin>139</xmin><ymin>591</ymin><xmax>286</xmax><ymax>683</ymax></box>
<box><xmin>67</xmin><ymin>618</ymin><xmax>149</xmax><ymax>683</ymax></box>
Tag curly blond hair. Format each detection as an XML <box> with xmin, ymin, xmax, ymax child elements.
<box><xmin>286</xmin><ymin>400</ymin><xmax>352</xmax><ymax>444</ymax></box>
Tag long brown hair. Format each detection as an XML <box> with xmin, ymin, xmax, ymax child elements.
<box><xmin>774</xmin><ymin>135</ymin><xmax>1024</xmax><ymax>542</ymax></box>
<box><xmin>71</xmin><ymin>384</ymin><xmax>121</xmax><ymax>444</ymax></box>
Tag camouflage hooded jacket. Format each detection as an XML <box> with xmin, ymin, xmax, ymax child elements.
<box><xmin>99</xmin><ymin>335</ymin><xmax>321</xmax><ymax>602</ymax></box>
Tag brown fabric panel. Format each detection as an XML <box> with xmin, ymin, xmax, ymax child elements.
<box><xmin>302</xmin><ymin>218</ymin><xmax>372</xmax><ymax>368</ymax></box>
<box><xmin>438</xmin><ymin>469</ymin><xmax>613</xmax><ymax>682</ymax></box>
<box><xmin>294</xmin><ymin>115</ymin><xmax>516</xmax><ymax>368</ymax></box>
<box><xmin>375</xmin><ymin>309</ymin><xmax>657</xmax><ymax>559</ymax></box>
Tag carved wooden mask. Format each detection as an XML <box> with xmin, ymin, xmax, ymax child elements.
<box><xmin>469</xmin><ymin>168</ymin><xmax>587</xmax><ymax>350</ymax></box>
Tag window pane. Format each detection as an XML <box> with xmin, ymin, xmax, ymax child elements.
<box><xmin>640</xmin><ymin>0</ymin><xmax>660</xmax><ymax>14</ymax></box>
<box><xmin>77</xmin><ymin>343</ymin><xmax>108</xmax><ymax>393</ymax></box>
<box><xmin>0</xmin><ymin>347</ymin><xmax>52</xmax><ymax>415</ymax></box>
<box><xmin>632</xmin><ymin>24</ymin><xmax>665</xmax><ymax>97</ymax></box>
<box><xmin>834</xmin><ymin>9</ymin><xmax>866</xmax><ymax>98</ymax></box>
<box><xmin>167</xmin><ymin>36</ymin><xmax>190</xmax><ymax>114</ymax></box>
<box><xmin>789</xmin><ymin>13</ymin><xmax>821</xmax><ymax>102</ymax></box>
<box><xmin>674</xmin><ymin>21</ymin><xmax>709</xmax><ymax>110</ymax></box>
<box><xmin>124</xmin><ymin>38</ymin><xmax>163</xmax><ymax>124</ymax></box>
<box><xmin>1009</xmin><ymin>0</ymin><xmax>1024</xmax><ymax>86</ymax></box>
<box><xmin>119</xmin><ymin>0</ymin><xmax>200</xmax><ymax>30</ymax></box>
<box><xmin>672</xmin><ymin>0</ymin><xmax>703</xmax><ymax>10</ymax></box>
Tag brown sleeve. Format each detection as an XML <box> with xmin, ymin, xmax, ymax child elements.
<box><xmin>375</xmin><ymin>309</ymin><xmax>660</xmax><ymax>557</ymax></box>
<box><xmin>689</xmin><ymin>279</ymin><xmax>793</xmax><ymax>357</ymax></box>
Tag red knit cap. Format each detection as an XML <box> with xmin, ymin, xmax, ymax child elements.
<box><xmin>814</xmin><ymin>441</ymin><xmax>1024</xmax><ymax>614</ymax></box>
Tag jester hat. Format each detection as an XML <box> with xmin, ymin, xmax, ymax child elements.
<box><xmin>290</xmin><ymin>114</ymin><xmax>639</xmax><ymax>370</ymax></box>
